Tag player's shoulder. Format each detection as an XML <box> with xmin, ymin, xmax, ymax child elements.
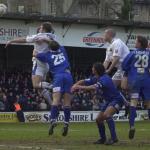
<box><xmin>112</xmin><ymin>38</ymin><xmax>127</xmax><ymax>47</ymax></box>
<box><xmin>99</xmin><ymin>74</ymin><xmax>111</xmax><ymax>83</ymax></box>
<box><xmin>112</xmin><ymin>38</ymin><xmax>122</xmax><ymax>44</ymax></box>
<box><xmin>59</xmin><ymin>46</ymin><xmax>66</xmax><ymax>52</ymax></box>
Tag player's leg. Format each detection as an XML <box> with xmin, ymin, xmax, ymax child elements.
<box><xmin>129</xmin><ymin>98</ymin><xmax>138</xmax><ymax>139</ymax></box>
<box><xmin>103</xmin><ymin>103</ymin><xmax>121</xmax><ymax>145</ymax></box>
<box><xmin>113</xmin><ymin>70</ymin><xmax>129</xmax><ymax>107</ymax></box>
<box><xmin>143</xmin><ymin>79</ymin><xmax>150</xmax><ymax>120</ymax></box>
<box><xmin>94</xmin><ymin>111</ymin><xmax>106</xmax><ymax>144</ymax></box>
<box><xmin>49</xmin><ymin>75</ymin><xmax>63</xmax><ymax>135</ymax></box>
<box><xmin>62</xmin><ymin>93</ymin><xmax>72</xmax><ymax>136</ymax></box>
<box><xmin>49</xmin><ymin>92</ymin><xmax>61</xmax><ymax>135</ymax></box>
<box><xmin>112</xmin><ymin>70</ymin><xmax>122</xmax><ymax>88</ymax></box>
<box><xmin>32</xmin><ymin>61</ymin><xmax>52</xmax><ymax>105</ymax></box>
<box><xmin>128</xmin><ymin>79</ymin><xmax>140</xmax><ymax>139</ymax></box>
<box><xmin>61</xmin><ymin>73</ymin><xmax>73</xmax><ymax>136</ymax></box>
<box><xmin>32</xmin><ymin>75</ymin><xmax>52</xmax><ymax>105</ymax></box>
<box><xmin>32</xmin><ymin>61</ymin><xmax>52</xmax><ymax>89</ymax></box>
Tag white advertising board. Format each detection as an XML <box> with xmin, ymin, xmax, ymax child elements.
<box><xmin>24</xmin><ymin>110</ymin><xmax>148</xmax><ymax>123</ymax></box>
<box><xmin>0</xmin><ymin>20</ymin><xmax>150</xmax><ymax>49</ymax></box>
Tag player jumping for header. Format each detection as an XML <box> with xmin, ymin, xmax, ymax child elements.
<box><xmin>5</xmin><ymin>22</ymin><xmax>56</xmax><ymax>105</ymax></box>
<box><xmin>33</xmin><ymin>40</ymin><xmax>73</xmax><ymax>136</ymax></box>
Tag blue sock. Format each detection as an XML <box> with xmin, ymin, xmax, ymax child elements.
<box><xmin>50</xmin><ymin>105</ymin><xmax>59</xmax><ymax>123</ymax></box>
<box><xmin>106</xmin><ymin>118</ymin><xmax>117</xmax><ymax>140</ymax></box>
<box><xmin>97</xmin><ymin>122</ymin><xmax>106</xmax><ymax>140</ymax></box>
<box><xmin>129</xmin><ymin>106</ymin><xmax>137</xmax><ymax>128</ymax></box>
<box><xmin>64</xmin><ymin>106</ymin><xmax>71</xmax><ymax>124</ymax></box>
<box><xmin>148</xmin><ymin>109</ymin><xmax>150</xmax><ymax>120</ymax></box>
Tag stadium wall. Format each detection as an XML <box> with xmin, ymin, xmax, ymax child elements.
<box><xmin>0</xmin><ymin>111</ymin><xmax>148</xmax><ymax>123</ymax></box>
<box><xmin>0</xmin><ymin>19</ymin><xmax>150</xmax><ymax>49</ymax></box>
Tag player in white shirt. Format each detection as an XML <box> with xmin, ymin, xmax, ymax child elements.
<box><xmin>103</xmin><ymin>28</ymin><xmax>130</xmax><ymax>87</ymax></box>
<box><xmin>5</xmin><ymin>22</ymin><xmax>56</xmax><ymax>105</ymax></box>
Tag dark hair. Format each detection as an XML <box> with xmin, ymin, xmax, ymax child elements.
<box><xmin>49</xmin><ymin>40</ymin><xmax>60</xmax><ymax>51</ymax></box>
<box><xmin>41</xmin><ymin>22</ymin><xmax>54</xmax><ymax>33</ymax></box>
<box><xmin>93</xmin><ymin>62</ymin><xmax>105</xmax><ymax>76</ymax></box>
<box><xmin>137</xmin><ymin>36</ymin><xmax>148</xmax><ymax>49</ymax></box>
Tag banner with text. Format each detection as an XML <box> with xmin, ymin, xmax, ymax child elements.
<box><xmin>24</xmin><ymin>110</ymin><xmax>148</xmax><ymax>123</ymax></box>
<box><xmin>0</xmin><ymin>20</ymin><xmax>150</xmax><ymax>49</ymax></box>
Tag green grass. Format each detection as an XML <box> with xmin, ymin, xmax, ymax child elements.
<box><xmin>0</xmin><ymin>121</ymin><xmax>149</xmax><ymax>150</ymax></box>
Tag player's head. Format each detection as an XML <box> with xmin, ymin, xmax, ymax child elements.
<box><xmin>135</xmin><ymin>36</ymin><xmax>148</xmax><ymax>49</ymax></box>
<box><xmin>39</xmin><ymin>22</ymin><xmax>54</xmax><ymax>33</ymax></box>
<box><xmin>92</xmin><ymin>62</ymin><xmax>105</xmax><ymax>76</ymax></box>
<box><xmin>49</xmin><ymin>40</ymin><xmax>60</xmax><ymax>51</ymax></box>
<box><xmin>104</xmin><ymin>28</ymin><xmax>116</xmax><ymax>43</ymax></box>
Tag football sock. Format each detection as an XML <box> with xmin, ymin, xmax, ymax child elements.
<box><xmin>39</xmin><ymin>82</ymin><xmax>53</xmax><ymax>89</ymax></box>
<box><xmin>106</xmin><ymin>117</ymin><xmax>117</xmax><ymax>140</ymax></box>
<box><xmin>97</xmin><ymin>122</ymin><xmax>106</xmax><ymax>140</ymax></box>
<box><xmin>64</xmin><ymin>106</ymin><xmax>71</xmax><ymax>124</ymax></box>
<box><xmin>50</xmin><ymin>105</ymin><xmax>59</xmax><ymax>123</ymax></box>
<box><xmin>129</xmin><ymin>106</ymin><xmax>137</xmax><ymax>128</ymax></box>
<box><xmin>41</xmin><ymin>89</ymin><xmax>52</xmax><ymax>105</ymax></box>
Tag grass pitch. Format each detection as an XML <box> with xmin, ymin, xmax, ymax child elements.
<box><xmin>0</xmin><ymin>121</ymin><xmax>149</xmax><ymax>150</ymax></box>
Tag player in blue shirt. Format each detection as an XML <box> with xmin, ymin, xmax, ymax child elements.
<box><xmin>34</xmin><ymin>40</ymin><xmax>73</xmax><ymax>136</ymax></box>
<box><xmin>122</xmin><ymin>36</ymin><xmax>150</xmax><ymax>139</ymax></box>
<box><xmin>72</xmin><ymin>63</ymin><xmax>124</xmax><ymax>145</ymax></box>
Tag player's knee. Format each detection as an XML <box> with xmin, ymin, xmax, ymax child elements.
<box><xmin>130</xmin><ymin>99</ymin><xmax>138</xmax><ymax>107</ymax></box>
<box><xmin>96</xmin><ymin>115</ymin><xmax>104</xmax><ymax>123</ymax></box>
<box><xmin>103</xmin><ymin>113</ymin><xmax>111</xmax><ymax>120</ymax></box>
<box><xmin>32</xmin><ymin>83</ymin><xmax>40</xmax><ymax>89</ymax></box>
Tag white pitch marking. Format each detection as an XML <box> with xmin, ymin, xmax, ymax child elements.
<box><xmin>0</xmin><ymin>145</ymin><xmax>65</xmax><ymax>150</ymax></box>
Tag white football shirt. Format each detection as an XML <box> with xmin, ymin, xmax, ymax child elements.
<box><xmin>105</xmin><ymin>38</ymin><xmax>130</xmax><ymax>69</ymax></box>
<box><xmin>26</xmin><ymin>32</ymin><xmax>57</xmax><ymax>53</ymax></box>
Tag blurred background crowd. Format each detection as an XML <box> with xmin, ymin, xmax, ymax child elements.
<box><xmin>0</xmin><ymin>67</ymin><xmax>100</xmax><ymax>112</ymax></box>
<box><xmin>0</xmin><ymin>67</ymin><xmax>145</xmax><ymax>112</ymax></box>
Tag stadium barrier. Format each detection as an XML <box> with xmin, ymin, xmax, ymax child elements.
<box><xmin>0</xmin><ymin>113</ymin><xmax>19</xmax><ymax>122</ymax></box>
<box><xmin>0</xmin><ymin>110</ymin><xmax>148</xmax><ymax>123</ymax></box>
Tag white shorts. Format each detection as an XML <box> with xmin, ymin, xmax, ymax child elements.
<box><xmin>112</xmin><ymin>69</ymin><xmax>124</xmax><ymax>81</ymax></box>
<box><xmin>32</xmin><ymin>58</ymin><xmax>49</xmax><ymax>80</ymax></box>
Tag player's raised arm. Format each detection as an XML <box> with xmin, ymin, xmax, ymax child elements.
<box><xmin>5</xmin><ymin>37</ymin><xmax>26</xmax><ymax>48</ymax></box>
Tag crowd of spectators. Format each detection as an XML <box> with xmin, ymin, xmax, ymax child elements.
<box><xmin>0</xmin><ymin>68</ymin><xmax>100</xmax><ymax>112</ymax></box>
<box><xmin>0</xmin><ymin>68</ymin><xmax>145</xmax><ymax>112</ymax></box>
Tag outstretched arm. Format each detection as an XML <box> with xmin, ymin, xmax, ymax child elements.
<box><xmin>5</xmin><ymin>37</ymin><xmax>26</xmax><ymax>48</ymax></box>
<box><xmin>74</xmin><ymin>85</ymin><xmax>97</xmax><ymax>91</ymax></box>
<box><xmin>71</xmin><ymin>80</ymin><xmax>85</xmax><ymax>92</ymax></box>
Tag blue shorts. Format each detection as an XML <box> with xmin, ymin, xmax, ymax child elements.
<box><xmin>52</xmin><ymin>72</ymin><xmax>73</xmax><ymax>94</ymax></box>
<box><xmin>128</xmin><ymin>77</ymin><xmax>150</xmax><ymax>101</ymax></box>
<box><xmin>100</xmin><ymin>100</ymin><xmax>123</xmax><ymax>113</ymax></box>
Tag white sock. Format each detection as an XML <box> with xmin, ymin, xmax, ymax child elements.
<box><xmin>41</xmin><ymin>89</ymin><xmax>52</xmax><ymax>105</ymax></box>
<box><xmin>39</xmin><ymin>82</ymin><xmax>53</xmax><ymax>89</ymax></box>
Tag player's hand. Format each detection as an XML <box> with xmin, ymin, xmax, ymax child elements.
<box><xmin>5</xmin><ymin>41</ymin><xmax>12</xmax><ymax>48</ymax></box>
<box><xmin>71</xmin><ymin>85</ymin><xmax>81</xmax><ymax>92</ymax></box>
